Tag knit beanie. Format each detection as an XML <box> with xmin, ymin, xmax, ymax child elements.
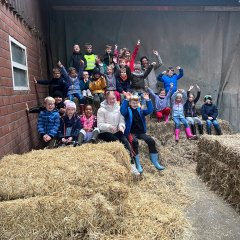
<box><xmin>66</xmin><ymin>101</ymin><xmax>76</xmax><ymax>110</ymax></box>
<box><xmin>204</xmin><ymin>95</ymin><xmax>212</xmax><ymax>101</ymax></box>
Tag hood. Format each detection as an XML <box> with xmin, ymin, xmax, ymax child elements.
<box><xmin>100</xmin><ymin>100</ymin><xmax>120</xmax><ymax>112</ymax></box>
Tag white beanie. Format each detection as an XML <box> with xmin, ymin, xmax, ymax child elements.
<box><xmin>66</xmin><ymin>101</ymin><xmax>76</xmax><ymax>110</ymax></box>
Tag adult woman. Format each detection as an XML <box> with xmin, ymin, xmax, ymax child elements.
<box><xmin>97</xmin><ymin>91</ymin><xmax>139</xmax><ymax>175</ymax></box>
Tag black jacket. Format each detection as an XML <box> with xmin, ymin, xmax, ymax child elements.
<box><xmin>69</xmin><ymin>52</ymin><xmax>87</xmax><ymax>74</ymax></box>
<box><xmin>184</xmin><ymin>91</ymin><xmax>200</xmax><ymax>117</ymax></box>
<box><xmin>201</xmin><ymin>103</ymin><xmax>218</xmax><ymax>120</ymax></box>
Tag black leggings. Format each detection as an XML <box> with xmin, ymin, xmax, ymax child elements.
<box><xmin>98</xmin><ymin>131</ymin><xmax>134</xmax><ymax>164</ymax></box>
<box><xmin>131</xmin><ymin>133</ymin><xmax>157</xmax><ymax>155</ymax></box>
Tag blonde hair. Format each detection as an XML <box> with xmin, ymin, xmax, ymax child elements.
<box><xmin>105</xmin><ymin>91</ymin><xmax>116</xmax><ymax>99</ymax></box>
<box><xmin>44</xmin><ymin>96</ymin><xmax>55</xmax><ymax>104</ymax></box>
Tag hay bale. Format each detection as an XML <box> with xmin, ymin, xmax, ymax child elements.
<box><xmin>0</xmin><ymin>142</ymin><xmax>191</xmax><ymax>239</ymax></box>
<box><xmin>196</xmin><ymin>134</ymin><xmax>240</xmax><ymax>212</ymax></box>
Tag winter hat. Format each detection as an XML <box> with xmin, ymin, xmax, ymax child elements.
<box><xmin>204</xmin><ymin>95</ymin><xmax>212</xmax><ymax>101</ymax></box>
<box><xmin>66</xmin><ymin>101</ymin><xmax>76</xmax><ymax>110</ymax></box>
<box><xmin>52</xmin><ymin>90</ymin><xmax>63</xmax><ymax>99</ymax></box>
<box><xmin>134</xmin><ymin>62</ymin><xmax>141</xmax><ymax>70</ymax></box>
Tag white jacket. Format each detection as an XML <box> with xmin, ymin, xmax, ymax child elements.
<box><xmin>97</xmin><ymin>100</ymin><xmax>125</xmax><ymax>133</ymax></box>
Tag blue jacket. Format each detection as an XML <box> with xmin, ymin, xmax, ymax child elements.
<box><xmin>201</xmin><ymin>103</ymin><xmax>218</xmax><ymax>120</ymax></box>
<box><xmin>58</xmin><ymin>114</ymin><xmax>82</xmax><ymax>141</ymax></box>
<box><xmin>157</xmin><ymin>69</ymin><xmax>184</xmax><ymax>93</ymax></box>
<box><xmin>37</xmin><ymin>109</ymin><xmax>60</xmax><ymax>137</ymax></box>
<box><xmin>120</xmin><ymin>99</ymin><xmax>153</xmax><ymax>136</ymax></box>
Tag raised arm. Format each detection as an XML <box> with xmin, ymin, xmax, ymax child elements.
<box><xmin>152</xmin><ymin>50</ymin><xmax>163</xmax><ymax>70</ymax></box>
<box><xmin>176</xmin><ymin>66</ymin><xmax>184</xmax><ymax>80</ymax></box>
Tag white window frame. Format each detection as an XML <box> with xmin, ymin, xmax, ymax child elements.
<box><xmin>9</xmin><ymin>36</ymin><xmax>29</xmax><ymax>90</ymax></box>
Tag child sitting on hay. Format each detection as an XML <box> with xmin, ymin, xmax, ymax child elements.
<box><xmin>184</xmin><ymin>85</ymin><xmax>203</xmax><ymax>135</ymax></box>
<box><xmin>78</xmin><ymin>104</ymin><xmax>100</xmax><ymax>144</ymax></box>
<box><xmin>120</xmin><ymin>92</ymin><xmax>165</xmax><ymax>174</ymax></box>
<box><xmin>147</xmin><ymin>83</ymin><xmax>173</xmax><ymax>123</ymax></box>
<box><xmin>171</xmin><ymin>89</ymin><xmax>198</xmax><ymax>142</ymax></box>
<box><xmin>37</xmin><ymin>96</ymin><xmax>60</xmax><ymax>149</ymax></box>
<box><xmin>57</xmin><ymin>101</ymin><xmax>82</xmax><ymax>147</ymax></box>
<box><xmin>201</xmin><ymin>95</ymin><xmax>222</xmax><ymax>135</ymax></box>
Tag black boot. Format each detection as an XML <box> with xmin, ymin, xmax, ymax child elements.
<box><xmin>215</xmin><ymin>126</ymin><xmax>222</xmax><ymax>135</ymax></box>
<box><xmin>206</xmin><ymin>127</ymin><xmax>211</xmax><ymax>135</ymax></box>
<box><xmin>198</xmin><ymin>124</ymin><xmax>204</xmax><ymax>134</ymax></box>
<box><xmin>190</xmin><ymin>124</ymin><xmax>196</xmax><ymax>135</ymax></box>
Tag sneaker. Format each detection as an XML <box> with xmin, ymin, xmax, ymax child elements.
<box><xmin>131</xmin><ymin>164</ymin><xmax>140</xmax><ymax>176</ymax></box>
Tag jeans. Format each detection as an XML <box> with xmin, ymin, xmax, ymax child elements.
<box><xmin>68</xmin><ymin>92</ymin><xmax>84</xmax><ymax>104</ymax></box>
<box><xmin>206</xmin><ymin>119</ymin><xmax>220</xmax><ymax>129</ymax></box>
<box><xmin>186</xmin><ymin>117</ymin><xmax>202</xmax><ymax>125</ymax></box>
<box><xmin>173</xmin><ymin>117</ymin><xmax>189</xmax><ymax>129</ymax></box>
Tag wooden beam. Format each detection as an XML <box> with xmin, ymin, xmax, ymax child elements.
<box><xmin>52</xmin><ymin>5</ymin><xmax>240</xmax><ymax>12</ymax></box>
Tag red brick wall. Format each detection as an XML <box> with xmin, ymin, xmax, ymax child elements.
<box><xmin>0</xmin><ymin>2</ymin><xmax>49</xmax><ymax>159</ymax></box>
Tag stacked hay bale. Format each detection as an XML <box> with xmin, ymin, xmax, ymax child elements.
<box><xmin>0</xmin><ymin>142</ymin><xmax>190</xmax><ymax>239</ymax></box>
<box><xmin>196</xmin><ymin>134</ymin><xmax>240</xmax><ymax>213</ymax></box>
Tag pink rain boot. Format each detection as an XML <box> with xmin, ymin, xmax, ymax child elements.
<box><xmin>175</xmin><ymin>129</ymin><xmax>180</xmax><ymax>142</ymax></box>
<box><xmin>185</xmin><ymin>127</ymin><xmax>198</xmax><ymax>140</ymax></box>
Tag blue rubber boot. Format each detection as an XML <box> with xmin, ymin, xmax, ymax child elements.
<box><xmin>134</xmin><ymin>154</ymin><xmax>143</xmax><ymax>174</ymax></box>
<box><xmin>150</xmin><ymin>153</ymin><xmax>165</xmax><ymax>171</ymax></box>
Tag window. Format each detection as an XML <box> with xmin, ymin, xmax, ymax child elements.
<box><xmin>9</xmin><ymin>36</ymin><xmax>29</xmax><ymax>90</ymax></box>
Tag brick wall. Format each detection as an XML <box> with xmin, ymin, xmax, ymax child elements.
<box><xmin>0</xmin><ymin>2</ymin><xmax>49</xmax><ymax>159</ymax></box>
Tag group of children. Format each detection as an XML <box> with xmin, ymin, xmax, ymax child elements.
<box><xmin>31</xmin><ymin>41</ymin><xmax>222</xmax><ymax>175</ymax></box>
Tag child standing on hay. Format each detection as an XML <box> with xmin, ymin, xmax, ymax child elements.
<box><xmin>147</xmin><ymin>83</ymin><xmax>173</xmax><ymax>123</ymax></box>
<box><xmin>184</xmin><ymin>85</ymin><xmax>203</xmax><ymax>135</ymax></box>
<box><xmin>58</xmin><ymin>101</ymin><xmax>83</xmax><ymax>147</ymax></box>
<box><xmin>97</xmin><ymin>91</ymin><xmax>140</xmax><ymax>176</ymax></box>
<box><xmin>120</xmin><ymin>92</ymin><xmax>165</xmax><ymax>174</ymax></box>
<box><xmin>171</xmin><ymin>89</ymin><xmax>198</xmax><ymax>142</ymax></box>
<box><xmin>201</xmin><ymin>95</ymin><xmax>222</xmax><ymax>135</ymax></box>
<box><xmin>37</xmin><ymin>96</ymin><xmax>60</xmax><ymax>148</ymax></box>
<box><xmin>78</xmin><ymin>104</ymin><xmax>100</xmax><ymax>144</ymax></box>
<box><xmin>157</xmin><ymin>66</ymin><xmax>183</xmax><ymax>94</ymax></box>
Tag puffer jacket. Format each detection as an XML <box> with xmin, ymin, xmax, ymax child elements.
<box><xmin>97</xmin><ymin>100</ymin><xmax>125</xmax><ymax>133</ymax></box>
<box><xmin>89</xmin><ymin>76</ymin><xmax>107</xmax><ymax>94</ymax></box>
<box><xmin>171</xmin><ymin>90</ymin><xmax>187</xmax><ymax>118</ymax></box>
<box><xmin>37</xmin><ymin>109</ymin><xmax>60</xmax><ymax>137</ymax></box>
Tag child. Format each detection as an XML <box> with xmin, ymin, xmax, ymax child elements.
<box><xmin>97</xmin><ymin>91</ymin><xmax>139</xmax><ymax>175</ymax></box>
<box><xmin>89</xmin><ymin>68</ymin><xmax>107</xmax><ymax>104</ymax></box>
<box><xmin>57</xmin><ymin>101</ymin><xmax>82</xmax><ymax>147</ymax></box>
<box><xmin>105</xmin><ymin>65</ymin><xmax>121</xmax><ymax>103</ymax></box>
<box><xmin>34</xmin><ymin>68</ymin><xmax>68</xmax><ymax>97</ymax></box>
<box><xmin>103</xmin><ymin>45</ymin><xmax>114</xmax><ymax>66</ymax></box>
<box><xmin>69</xmin><ymin>44</ymin><xmax>86</xmax><ymax>73</ymax></box>
<box><xmin>201</xmin><ymin>95</ymin><xmax>222</xmax><ymax>135</ymax></box>
<box><xmin>120</xmin><ymin>92</ymin><xmax>165</xmax><ymax>173</ymax></box>
<box><xmin>116</xmin><ymin>67</ymin><xmax>131</xmax><ymax>93</ymax></box>
<box><xmin>78</xmin><ymin>104</ymin><xmax>100</xmax><ymax>144</ymax></box>
<box><xmin>184</xmin><ymin>85</ymin><xmax>203</xmax><ymax>135</ymax></box>
<box><xmin>171</xmin><ymin>89</ymin><xmax>198</xmax><ymax>142</ymax></box>
<box><xmin>80</xmin><ymin>71</ymin><xmax>93</xmax><ymax>99</ymax></box>
<box><xmin>84</xmin><ymin>43</ymin><xmax>96</xmax><ymax>76</ymax></box>
<box><xmin>157</xmin><ymin>66</ymin><xmax>184</xmax><ymax>94</ymax></box>
<box><xmin>95</xmin><ymin>55</ymin><xmax>107</xmax><ymax>75</ymax></box>
<box><xmin>58</xmin><ymin>61</ymin><xmax>84</xmax><ymax>105</ymax></box>
<box><xmin>147</xmin><ymin>83</ymin><xmax>173</xmax><ymax>123</ymax></box>
<box><xmin>130</xmin><ymin>62</ymin><xmax>154</xmax><ymax>95</ymax></box>
<box><xmin>121</xmin><ymin>40</ymin><xmax>140</xmax><ymax>72</ymax></box>
<box><xmin>37</xmin><ymin>97</ymin><xmax>60</xmax><ymax>148</ymax></box>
